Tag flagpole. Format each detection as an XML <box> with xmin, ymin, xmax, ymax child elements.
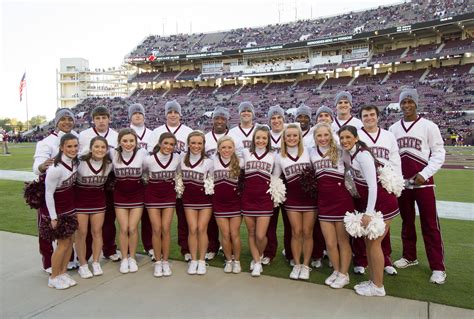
<box><xmin>25</xmin><ymin>71</ymin><xmax>29</xmax><ymax>131</ymax></box>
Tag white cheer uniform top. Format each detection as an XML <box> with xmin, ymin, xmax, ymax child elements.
<box><xmin>130</xmin><ymin>124</ymin><xmax>154</xmax><ymax>151</ymax></box>
<box><xmin>143</xmin><ymin>151</ymin><xmax>180</xmax><ymax>182</ymax></box>
<box><xmin>347</xmin><ymin>145</ymin><xmax>377</xmax><ymax>213</ymax></box>
<box><xmin>150</xmin><ymin>123</ymin><xmax>193</xmax><ymax>154</ymax></box>
<box><xmin>331</xmin><ymin>116</ymin><xmax>363</xmax><ymax>133</ymax></box>
<box><xmin>228</xmin><ymin>124</ymin><xmax>256</xmax><ymax>157</ymax></box>
<box><xmin>79</xmin><ymin>127</ymin><xmax>118</xmax><ymax>155</ymax></box>
<box><xmin>76</xmin><ymin>158</ymin><xmax>112</xmax><ymax>188</ymax></box>
<box><xmin>33</xmin><ymin>130</ymin><xmax>79</xmax><ymax>175</ymax></box>
<box><xmin>205</xmin><ymin>129</ymin><xmax>229</xmax><ymax>157</ymax></box>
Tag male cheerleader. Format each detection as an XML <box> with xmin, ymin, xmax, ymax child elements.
<box><xmin>331</xmin><ymin>91</ymin><xmax>363</xmax><ymax>133</ymax></box>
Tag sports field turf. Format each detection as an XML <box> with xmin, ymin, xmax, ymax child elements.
<box><xmin>0</xmin><ymin>143</ymin><xmax>473</xmax><ymax>309</ymax></box>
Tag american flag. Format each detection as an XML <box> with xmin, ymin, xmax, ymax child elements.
<box><xmin>19</xmin><ymin>72</ymin><xmax>26</xmax><ymax>102</ymax></box>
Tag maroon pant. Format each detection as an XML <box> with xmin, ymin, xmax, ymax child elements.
<box><xmin>352</xmin><ymin>231</ymin><xmax>393</xmax><ymax>267</ymax></box>
<box><xmin>102</xmin><ymin>190</ymin><xmax>117</xmax><ymax>257</ymax></box>
<box><xmin>312</xmin><ymin>219</ymin><xmax>325</xmax><ymax>260</ymax></box>
<box><xmin>398</xmin><ymin>187</ymin><xmax>445</xmax><ymax>271</ymax></box>
<box><xmin>38</xmin><ymin>210</ymin><xmax>53</xmax><ymax>269</ymax></box>
<box><xmin>141</xmin><ymin>207</ymin><xmax>153</xmax><ymax>252</ymax></box>
<box><xmin>263</xmin><ymin>206</ymin><xmax>280</xmax><ymax>260</ymax></box>
<box><xmin>280</xmin><ymin>207</ymin><xmax>293</xmax><ymax>260</ymax></box>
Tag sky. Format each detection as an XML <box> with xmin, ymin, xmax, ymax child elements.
<box><xmin>1</xmin><ymin>0</ymin><xmax>398</xmax><ymax>122</ymax></box>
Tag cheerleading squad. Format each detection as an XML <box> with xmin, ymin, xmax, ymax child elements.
<box><xmin>32</xmin><ymin>88</ymin><xmax>447</xmax><ymax>297</ymax></box>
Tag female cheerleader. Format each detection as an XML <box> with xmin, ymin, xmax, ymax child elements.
<box><xmin>310</xmin><ymin>123</ymin><xmax>354</xmax><ymax>288</ymax></box>
<box><xmin>181</xmin><ymin>131</ymin><xmax>214</xmax><ymax>275</ymax></box>
<box><xmin>338</xmin><ymin>125</ymin><xmax>399</xmax><ymax>296</ymax></box>
<box><xmin>212</xmin><ymin>136</ymin><xmax>243</xmax><ymax>273</ymax></box>
<box><xmin>274</xmin><ymin>124</ymin><xmax>317</xmax><ymax>280</ymax></box>
<box><xmin>144</xmin><ymin>132</ymin><xmax>181</xmax><ymax>277</ymax></box>
<box><xmin>112</xmin><ymin>128</ymin><xmax>147</xmax><ymax>274</ymax></box>
<box><xmin>75</xmin><ymin>136</ymin><xmax>112</xmax><ymax>278</ymax></box>
<box><xmin>42</xmin><ymin>133</ymin><xmax>79</xmax><ymax>289</ymax></box>
<box><xmin>241</xmin><ymin>126</ymin><xmax>276</xmax><ymax>277</ymax></box>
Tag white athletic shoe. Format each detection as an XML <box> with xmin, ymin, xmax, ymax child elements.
<box><xmin>154</xmin><ymin>261</ymin><xmax>163</xmax><ymax>277</ymax></box>
<box><xmin>261</xmin><ymin>256</ymin><xmax>271</xmax><ymax>265</ymax></box>
<box><xmin>197</xmin><ymin>260</ymin><xmax>207</xmax><ymax>275</ymax></box>
<box><xmin>311</xmin><ymin>258</ymin><xmax>322</xmax><ymax>269</ymax></box>
<box><xmin>298</xmin><ymin>265</ymin><xmax>311</xmax><ymax>280</ymax></box>
<box><xmin>289</xmin><ymin>265</ymin><xmax>301</xmax><ymax>280</ymax></box>
<box><xmin>330</xmin><ymin>273</ymin><xmax>350</xmax><ymax>289</ymax></box>
<box><xmin>43</xmin><ymin>267</ymin><xmax>52</xmax><ymax>274</ymax></box>
<box><xmin>92</xmin><ymin>262</ymin><xmax>103</xmax><ymax>276</ymax></box>
<box><xmin>205</xmin><ymin>252</ymin><xmax>216</xmax><ymax>260</ymax></box>
<box><xmin>354</xmin><ymin>280</ymin><xmax>372</xmax><ymax>290</ymax></box>
<box><xmin>107</xmin><ymin>252</ymin><xmax>121</xmax><ymax>262</ymax></box>
<box><xmin>128</xmin><ymin>258</ymin><xmax>138</xmax><ymax>273</ymax></box>
<box><xmin>119</xmin><ymin>259</ymin><xmax>129</xmax><ymax>274</ymax></box>
<box><xmin>148</xmin><ymin>249</ymin><xmax>156</xmax><ymax>261</ymax></box>
<box><xmin>251</xmin><ymin>262</ymin><xmax>263</xmax><ymax>277</ymax></box>
<box><xmin>48</xmin><ymin>276</ymin><xmax>70</xmax><ymax>290</ymax></box>
<box><xmin>184</xmin><ymin>253</ymin><xmax>192</xmax><ymax>262</ymax></box>
<box><xmin>289</xmin><ymin>259</ymin><xmax>296</xmax><ymax>267</ymax></box>
<box><xmin>325</xmin><ymin>271</ymin><xmax>339</xmax><ymax>286</ymax></box>
<box><xmin>353</xmin><ymin>266</ymin><xmax>366</xmax><ymax>275</ymax></box>
<box><xmin>232</xmin><ymin>261</ymin><xmax>241</xmax><ymax>274</ymax></box>
<box><xmin>250</xmin><ymin>259</ymin><xmax>256</xmax><ymax>271</ymax></box>
<box><xmin>61</xmin><ymin>273</ymin><xmax>77</xmax><ymax>287</ymax></box>
<box><xmin>67</xmin><ymin>261</ymin><xmax>79</xmax><ymax>270</ymax></box>
<box><xmin>187</xmin><ymin>260</ymin><xmax>198</xmax><ymax>275</ymax></box>
<box><xmin>355</xmin><ymin>281</ymin><xmax>386</xmax><ymax>297</ymax></box>
<box><xmin>78</xmin><ymin>264</ymin><xmax>93</xmax><ymax>279</ymax></box>
<box><xmin>384</xmin><ymin>265</ymin><xmax>398</xmax><ymax>275</ymax></box>
<box><xmin>393</xmin><ymin>258</ymin><xmax>419</xmax><ymax>269</ymax></box>
<box><xmin>162</xmin><ymin>261</ymin><xmax>172</xmax><ymax>277</ymax></box>
<box><xmin>430</xmin><ymin>271</ymin><xmax>447</xmax><ymax>284</ymax></box>
<box><xmin>224</xmin><ymin>260</ymin><xmax>233</xmax><ymax>273</ymax></box>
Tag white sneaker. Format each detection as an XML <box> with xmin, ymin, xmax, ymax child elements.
<box><xmin>148</xmin><ymin>249</ymin><xmax>156</xmax><ymax>261</ymax></box>
<box><xmin>289</xmin><ymin>265</ymin><xmax>301</xmax><ymax>280</ymax></box>
<box><xmin>355</xmin><ymin>281</ymin><xmax>386</xmax><ymax>297</ymax></box>
<box><xmin>325</xmin><ymin>271</ymin><xmax>339</xmax><ymax>286</ymax></box>
<box><xmin>48</xmin><ymin>276</ymin><xmax>70</xmax><ymax>290</ymax></box>
<box><xmin>299</xmin><ymin>265</ymin><xmax>311</xmax><ymax>280</ymax></box>
<box><xmin>330</xmin><ymin>273</ymin><xmax>350</xmax><ymax>289</ymax></box>
<box><xmin>311</xmin><ymin>258</ymin><xmax>322</xmax><ymax>269</ymax></box>
<box><xmin>353</xmin><ymin>266</ymin><xmax>366</xmax><ymax>275</ymax></box>
<box><xmin>78</xmin><ymin>264</ymin><xmax>93</xmax><ymax>279</ymax></box>
<box><xmin>187</xmin><ymin>260</ymin><xmax>198</xmax><ymax>275</ymax></box>
<box><xmin>61</xmin><ymin>273</ymin><xmax>77</xmax><ymax>287</ymax></box>
<box><xmin>384</xmin><ymin>265</ymin><xmax>398</xmax><ymax>275</ymax></box>
<box><xmin>184</xmin><ymin>253</ymin><xmax>192</xmax><ymax>262</ymax></box>
<box><xmin>250</xmin><ymin>259</ymin><xmax>256</xmax><ymax>271</ymax></box>
<box><xmin>232</xmin><ymin>261</ymin><xmax>241</xmax><ymax>274</ymax></box>
<box><xmin>224</xmin><ymin>260</ymin><xmax>233</xmax><ymax>273</ymax></box>
<box><xmin>393</xmin><ymin>258</ymin><xmax>419</xmax><ymax>269</ymax></box>
<box><xmin>44</xmin><ymin>267</ymin><xmax>52</xmax><ymax>274</ymax></box>
<box><xmin>120</xmin><ymin>259</ymin><xmax>129</xmax><ymax>274</ymax></box>
<box><xmin>281</xmin><ymin>249</ymin><xmax>286</xmax><ymax>257</ymax></box>
<box><xmin>162</xmin><ymin>261</ymin><xmax>172</xmax><ymax>276</ymax></box>
<box><xmin>430</xmin><ymin>271</ymin><xmax>446</xmax><ymax>284</ymax></box>
<box><xmin>67</xmin><ymin>261</ymin><xmax>79</xmax><ymax>270</ymax></box>
<box><xmin>107</xmin><ymin>252</ymin><xmax>121</xmax><ymax>262</ymax></box>
<box><xmin>328</xmin><ymin>260</ymin><xmax>333</xmax><ymax>268</ymax></box>
<box><xmin>261</xmin><ymin>256</ymin><xmax>271</xmax><ymax>265</ymax></box>
<box><xmin>289</xmin><ymin>259</ymin><xmax>296</xmax><ymax>267</ymax></box>
<box><xmin>354</xmin><ymin>280</ymin><xmax>372</xmax><ymax>290</ymax></box>
<box><xmin>205</xmin><ymin>252</ymin><xmax>216</xmax><ymax>260</ymax></box>
<box><xmin>154</xmin><ymin>261</ymin><xmax>163</xmax><ymax>277</ymax></box>
<box><xmin>197</xmin><ymin>260</ymin><xmax>207</xmax><ymax>275</ymax></box>
<box><xmin>92</xmin><ymin>262</ymin><xmax>103</xmax><ymax>276</ymax></box>
<box><xmin>128</xmin><ymin>258</ymin><xmax>138</xmax><ymax>273</ymax></box>
<box><xmin>251</xmin><ymin>262</ymin><xmax>263</xmax><ymax>277</ymax></box>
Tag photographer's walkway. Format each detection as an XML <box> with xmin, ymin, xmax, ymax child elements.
<box><xmin>0</xmin><ymin>232</ymin><xmax>472</xmax><ymax>319</ymax></box>
<box><xmin>1</xmin><ymin>169</ymin><xmax>472</xmax><ymax>221</ymax></box>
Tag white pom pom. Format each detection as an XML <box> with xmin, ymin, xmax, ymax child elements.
<box><xmin>344</xmin><ymin>211</ymin><xmax>365</xmax><ymax>238</ymax></box>
<box><xmin>174</xmin><ymin>172</ymin><xmax>184</xmax><ymax>198</ymax></box>
<box><xmin>377</xmin><ymin>164</ymin><xmax>405</xmax><ymax>197</ymax></box>
<box><xmin>204</xmin><ymin>175</ymin><xmax>214</xmax><ymax>195</ymax></box>
<box><xmin>266</xmin><ymin>176</ymin><xmax>286</xmax><ymax>207</ymax></box>
<box><xmin>364</xmin><ymin>211</ymin><xmax>386</xmax><ymax>240</ymax></box>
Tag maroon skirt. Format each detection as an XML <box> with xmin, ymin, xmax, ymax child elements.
<box><xmin>241</xmin><ymin>175</ymin><xmax>273</xmax><ymax>217</ymax></box>
<box><xmin>75</xmin><ymin>185</ymin><xmax>106</xmax><ymax>214</ymax></box>
<box><xmin>182</xmin><ymin>182</ymin><xmax>212</xmax><ymax>209</ymax></box>
<box><xmin>114</xmin><ymin>178</ymin><xmax>144</xmax><ymax>208</ymax></box>
<box><xmin>355</xmin><ymin>182</ymin><xmax>399</xmax><ymax>220</ymax></box>
<box><xmin>145</xmin><ymin>180</ymin><xmax>176</xmax><ymax>209</ymax></box>
<box><xmin>317</xmin><ymin>175</ymin><xmax>355</xmax><ymax>221</ymax></box>
<box><xmin>213</xmin><ymin>181</ymin><xmax>241</xmax><ymax>218</ymax></box>
<box><xmin>284</xmin><ymin>177</ymin><xmax>317</xmax><ymax>212</ymax></box>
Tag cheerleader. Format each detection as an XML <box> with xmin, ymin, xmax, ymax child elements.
<box><xmin>228</xmin><ymin>101</ymin><xmax>257</xmax><ymax>155</ymax></box>
<box><xmin>41</xmin><ymin>133</ymin><xmax>79</xmax><ymax>289</ymax></box>
<box><xmin>331</xmin><ymin>91</ymin><xmax>363</xmax><ymax>133</ymax></box>
<box><xmin>112</xmin><ymin>128</ymin><xmax>148</xmax><ymax>274</ymax></box>
<box><xmin>310</xmin><ymin>123</ymin><xmax>354</xmax><ymax>288</ymax></box>
<box><xmin>75</xmin><ymin>136</ymin><xmax>112</xmax><ymax>279</ymax></box>
<box><xmin>213</xmin><ymin>136</ymin><xmax>243</xmax><ymax>273</ymax></box>
<box><xmin>180</xmin><ymin>131</ymin><xmax>214</xmax><ymax>275</ymax></box>
<box><xmin>241</xmin><ymin>126</ymin><xmax>276</xmax><ymax>277</ymax></box>
<box><xmin>274</xmin><ymin>123</ymin><xmax>317</xmax><ymax>280</ymax></box>
<box><xmin>144</xmin><ymin>132</ymin><xmax>181</xmax><ymax>277</ymax></box>
<box><xmin>339</xmin><ymin>125</ymin><xmax>399</xmax><ymax>297</ymax></box>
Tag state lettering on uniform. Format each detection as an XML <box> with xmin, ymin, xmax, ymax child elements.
<box><xmin>150</xmin><ymin>171</ymin><xmax>175</xmax><ymax>180</ymax></box>
<box><xmin>245</xmin><ymin>161</ymin><xmax>272</xmax><ymax>173</ymax></box>
<box><xmin>79</xmin><ymin>175</ymin><xmax>108</xmax><ymax>184</ymax></box>
<box><xmin>397</xmin><ymin>137</ymin><xmax>422</xmax><ymax>151</ymax></box>
<box><xmin>175</xmin><ymin>141</ymin><xmax>186</xmax><ymax>153</ymax></box>
<box><xmin>182</xmin><ymin>170</ymin><xmax>205</xmax><ymax>181</ymax></box>
<box><xmin>115</xmin><ymin>167</ymin><xmax>141</xmax><ymax>177</ymax></box>
<box><xmin>370</xmin><ymin>146</ymin><xmax>390</xmax><ymax>161</ymax></box>
<box><xmin>284</xmin><ymin>163</ymin><xmax>310</xmax><ymax>176</ymax></box>
<box><xmin>214</xmin><ymin>169</ymin><xmax>232</xmax><ymax>181</ymax></box>
<box><xmin>242</xmin><ymin>140</ymin><xmax>252</xmax><ymax>149</ymax></box>
<box><xmin>61</xmin><ymin>172</ymin><xmax>77</xmax><ymax>188</ymax></box>
<box><xmin>313</xmin><ymin>159</ymin><xmax>337</xmax><ymax>170</ymax></box>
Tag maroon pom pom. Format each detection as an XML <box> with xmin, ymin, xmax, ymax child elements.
<box><xmin>39</xmin><ymin>214</ymin><xmax>77</xmax><ymax>241</ymax></box>
<box><xmin>237</xmin><ymin>169</ymin><xmax>245</xmax><ymax>197</ymax></box>
<box><xmin>300</xmin><ymin>166</ymin><xmax>318</xmax><ymax>199</ymax></box>
<box><xmin>105</xmin><ymin>171</ymin><xmax>116</xmax><ymax>191</ymax></box>
<box><xmin>24</xmin><ymin>175</ymin><xmax>46</xmax><ymax>209</ymax></box>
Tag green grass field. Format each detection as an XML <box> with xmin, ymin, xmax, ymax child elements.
<box><xmin>0</xmin><ymin>143</ymin><xmax>473</xmax><ymax>309</ymax></box>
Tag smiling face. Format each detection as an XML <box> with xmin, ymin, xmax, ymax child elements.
<box><xmin>339</xmin><ymin>129</ymin><xmax>358</xmax><ymax>151</ymax></box>
<box><xmin>166</xmin><ymin>110</ymin><xmax>181</xmax><ymax>127</ymax></box>
<box><xmin>93</xmin><ymin>115</ymin><xmax>110</xmax><ymax>133</ymax></box>
<box><xmin>317</xmin><ymin>112</ymin><xmax>333</xmax><ymax>124</ymax></box>
<box><xmin>131</xmin><ymin>112</ymin><xmax>145</xmax><ymax>126</ymax></box>
<box><xmin>213</xmin><ymin>116</ymin><xmax>228</xmax><ymax>134</ymax></box>
<box><xmin>218</xmin><ymin>140</ymin><xmax>235</xmax><ymax>159</ymax></box>
<box><xmin>336</xmin><ymin>99</ymin><xmax>352</xmax><ymax>117</ymax></box>
<box><xmin>189</xmin><ymin>135</ymin><xmax>204</xmax><ymax>155</ymax></box>
<box><xmin>254</xmin><ymin>130</ymin><xmax>269</xmax><ymax>149</ymax></box>
<box><xmin>120</xmin><ymin>133</ymin><xmax>137</xmax><ymax>152</ymax></box>
<box><xmin>160</xmin><ymin>137</ymin><xmax>176</xmax><ymax>155</ymax></box>
<box><xmin>270</xmin><ymin>114</ymin><xmax>284</xmax><ymax>132</ymax></box>
<box><xmin>57</xmin><ymin>116</ymin><xmax>74</xmax><ymax>133</ymax></box>
<box><xmin>91</xmin><ymin>139</ymin><xmax>107</xmax><ymax>161</ymax></box>
<box><xmin>240</xmin><ymin>110</ymin><xmax>253</xmax><ymax>125</ymax></box>
<box><xmin>61</xmin><ymin>138</ymin><xmax>79</xmax><ymax>159</ymax></box>
<box><xmin>401</xmin><ymin>99</ymin><xmax>417</xmax><ymax>121</ymax></box>
<box><xmin>361</xmin><ymin>109</ymin><xmax>379</xmax><ymax>131</ymax></box>
<box><xmin>315</xmin><ymin>126</ymin><xmax>332</xmax><ymax>148</ymax></box>
<box><xmin>284</xmin><ymin>127</ymin><xmax>300</xmax><ymax>148</ymax></box>
<box><xmin>296</xmin><ymin>114</ymin><xmax>310</xmax><ymax>131</ymax></box>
